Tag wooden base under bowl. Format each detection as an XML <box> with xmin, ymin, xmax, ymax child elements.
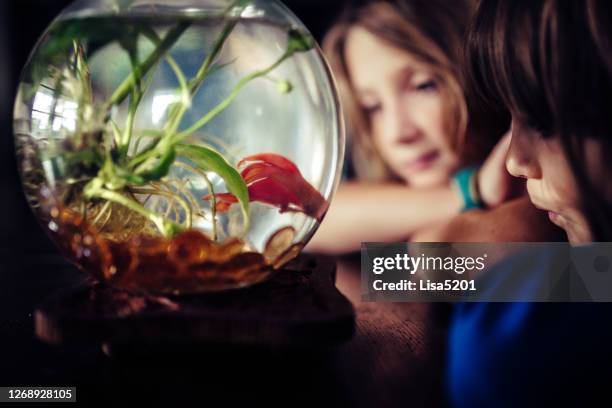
<box><xmin>35</xmin><ymin>254</ymin><xmax>355</xmax><ymax>348</ymax></box>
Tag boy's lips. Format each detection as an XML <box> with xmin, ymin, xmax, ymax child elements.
<box><xmin>530</xmin><ymin>198</ymin><xmax>563</xmax><ymax>225</ymax></box>
<box><xmin>403</xmin><ymin>150</ymin><xmax>440</xmax><ymax>172</ymax></box>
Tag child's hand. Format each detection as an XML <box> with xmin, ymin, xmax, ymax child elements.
<box><xmin>478</xmin><ymin>132</ymin><xmax>520</xmax><ymax>208</ymax></box>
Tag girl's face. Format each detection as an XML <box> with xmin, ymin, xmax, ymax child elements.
<box><xmin>345</xmin><ymin>26</ymin><xmax>460</xmax><ymax>187</ymax></box>
<box><xmin>506</xmin><ymin>120</ymin><xmax>610</xmax><ymax>243</ymax></box>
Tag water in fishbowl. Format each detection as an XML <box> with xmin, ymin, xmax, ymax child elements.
<box><xmin>13</xmin><ymin>0</ymin><xmax>344</xmax><ymax>294</ymax></box>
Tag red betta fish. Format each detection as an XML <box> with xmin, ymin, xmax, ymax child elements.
<box><xmin>205</xmin><ymin>153</ymin><xmax>327</xmax><ymax>221</ymax></box>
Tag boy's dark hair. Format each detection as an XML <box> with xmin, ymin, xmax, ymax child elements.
<box><xmin>466</xmin><ymin>0</ymin><xmax>612</xmax><ymax>239</ymax></box>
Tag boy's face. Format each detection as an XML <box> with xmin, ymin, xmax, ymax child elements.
<box><xmin>506</xmin><ymin>119</ymin><xmax>609</xmax><ymax>243</ymax></box>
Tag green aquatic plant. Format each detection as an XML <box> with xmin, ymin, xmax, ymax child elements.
<box><xmin>28</xmin><ymin>0</ymin><xmax>316</xmax><ymax>239</ymax></box>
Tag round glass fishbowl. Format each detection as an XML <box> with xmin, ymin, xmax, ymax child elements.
<box><xmin>13</xmin><ymin>0</ymin><xmax>344</xmax><ymax>294</ymax></box>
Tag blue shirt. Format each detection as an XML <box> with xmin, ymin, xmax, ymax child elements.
<box><xmin>447</xmin><ymin>245</ymin><xmax>612</xmax><ymax>407</ymax></box>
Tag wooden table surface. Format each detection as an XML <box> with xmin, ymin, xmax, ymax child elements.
<box><xmin>0</xmin><ymin>249</ymin><xmax>451</xmax><ymax>407</ymax></box>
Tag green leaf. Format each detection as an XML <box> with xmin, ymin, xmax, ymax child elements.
<box><xmin>27</xmin><ymin>17</ymin><xmax>151</xmax><ymax>97</ymax></box>
<box><xmin>175</xmin><ymin>144</ymin><xmax>250</xmax><ymax>232</ymax></box>
<box><xmin>40</xmin><ymin>18</ymin><xmax>127</xmax><ymax>61</ymax></box>
<box><xmin>105</xmin><ymin>21</ymin><xmax>191</xmax><ymax>108</ymax></box>
<box><xmin>138</xmin><ymin>146</ymin><xmax>177</xmax><ymax>182</ymax></box>
<box><xmin>286</xmin><ymin>29</ymin><xmax>316</xmax><ymax>55</ymax></box>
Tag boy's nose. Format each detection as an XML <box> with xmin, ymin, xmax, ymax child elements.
<box><xmin>506</xmin><ymin>124</ymin><xmax>541</xmax><ymax>180</ymax></box>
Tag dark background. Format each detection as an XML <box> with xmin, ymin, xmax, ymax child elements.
<box><xmin>0</xmin><ymin>0</ymin><xmax>348</xmax><ymax>395</ymax></box>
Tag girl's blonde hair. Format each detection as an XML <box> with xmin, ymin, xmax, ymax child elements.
<box><xmin>324</xmin><ymin>0</ymin><xmax>475</xmax><ymax>182</ymax></box>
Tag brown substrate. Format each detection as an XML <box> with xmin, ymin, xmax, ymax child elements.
<box><xmin>46</xmin><ymin>208</ymin><xmax>301</xmax><ymax>294</ymax></box>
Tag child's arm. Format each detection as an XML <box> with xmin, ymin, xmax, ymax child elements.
<box><xmin>305</xmin><ymin>182</ymin><xmax>463</xmax><ymax>253</ymax></box>
<box><xmin>306</xmin><ymin>134</ymin><xmax>516</xmax><ymax>253</ymax></box>
<box><xmin>412</xmin><ymin>197</ymin><xmax>566</xmax><ymax>243</ymax></box>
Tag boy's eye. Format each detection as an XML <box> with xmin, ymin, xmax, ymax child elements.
<box><xmin>414</xmin><ymin>80</ymin><xmax>437</xmax><ymax>92</ymax></box>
